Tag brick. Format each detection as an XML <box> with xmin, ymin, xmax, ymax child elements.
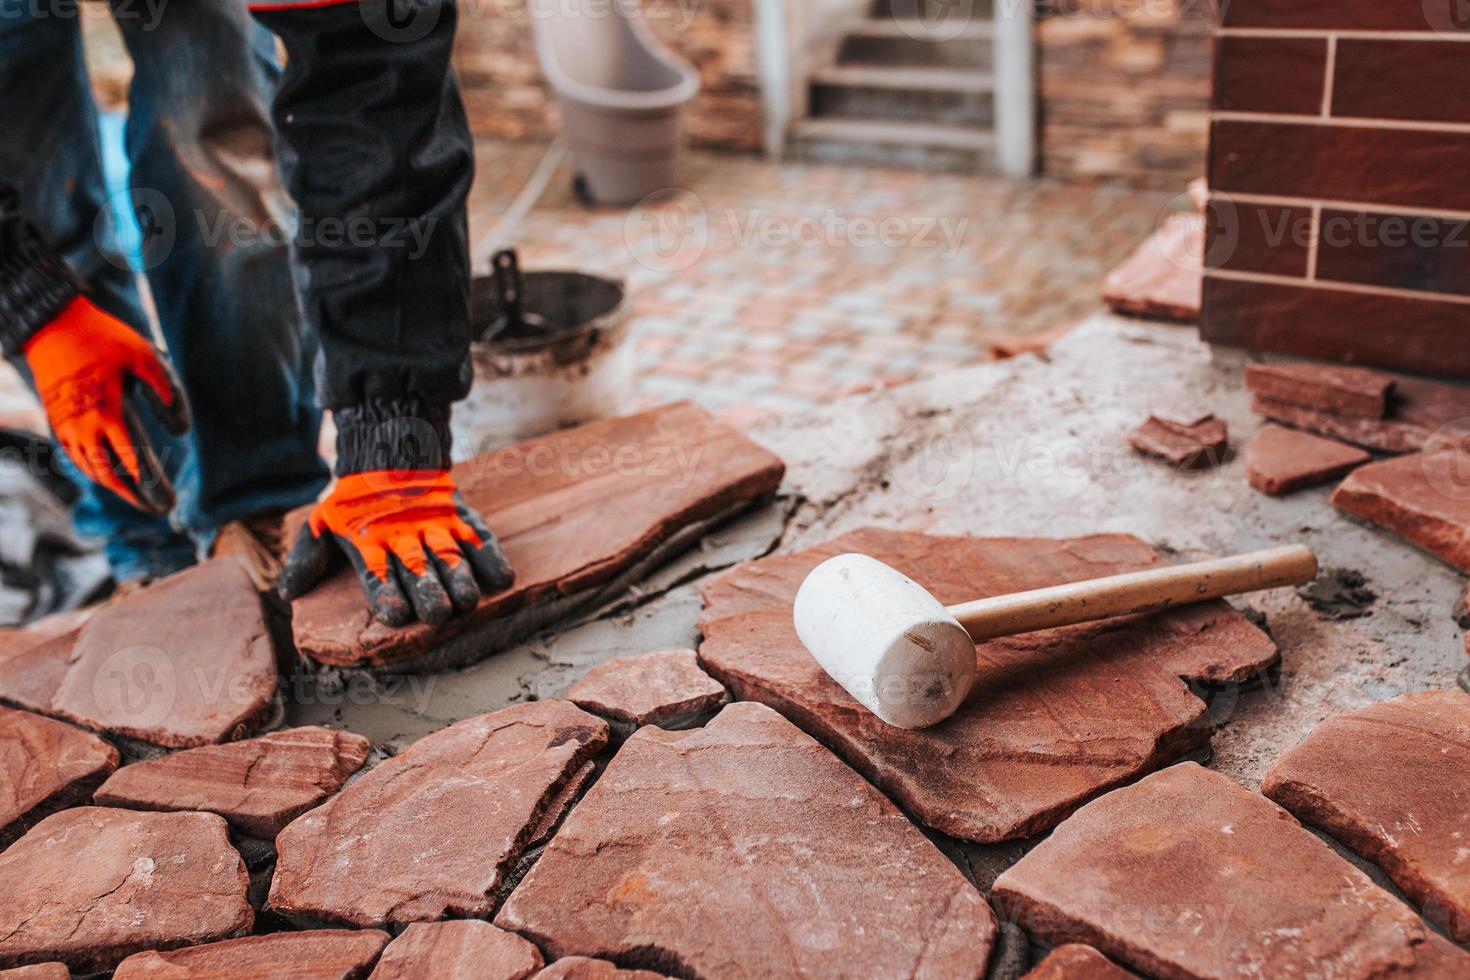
<box><xmin>1206</xmin><ymin>199</ymin><xmax>1312</xmax><ymax>277</ymax></box>
<box><xmin>1333</xmin><ymin>40</ymin><xmax>1470</xmax><ymax>124</ymax></box>
<box><xmin>1210</xmin><ymin>120</ymin><xmax>1470</xmax><ymax>213</ymax></box>
<box><xmin>1219</xmin><ymin>0</ymin><xmax>1470</xmax><ymax>33</ymax></box>
<box><xmin>1201</xmin><ymin>276</ymin><xmax>1470</xmax><ymax>378</ymax></box>
<box><xmin>1211</xmin><ymin>36</ymin><xmax>1327</xmax><ymax>115</ymax></box>
<box><xmin>1316</xmin><ymin>208</ymin><xmax>1470</xmax><ymax>297</ymax></box>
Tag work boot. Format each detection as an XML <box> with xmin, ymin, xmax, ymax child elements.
<box><xmin>212</xmin><ymin>511</ymin><xmax>288</xmax><ymax>591</ymax></box>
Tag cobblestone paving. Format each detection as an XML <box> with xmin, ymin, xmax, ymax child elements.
<box><xmin>469</xmin><ymin>141</ymin><xmax>1179</xmax><ymax>421</ymax></box>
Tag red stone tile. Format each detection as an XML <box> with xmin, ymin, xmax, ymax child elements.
<box><xmin>992</xmin><ymin>764</ymin><xmax>1469</xmax><ymax>978</ymax></box>
<box><xmin>1244</xmin><ymin>361</ymin><xmax>1393</xmax><ymax>418</ymax></box>
<box><xmin>1201</xmin><ymin>276</ymin><xmax>1470</xmax><ymax>378</ymax></box>
<box><xmin>1102</xmin><ymin>213</ymin><xmax>1202</xmax><ymax>323</ymax></box>
<box><xmin>1212</xmin><ymin>36</ymin><xmax>1327</xmax><ymax>115</ymax></box>
<box><xmin>1220</xmin><ymin>0</ymin><xmax>1469</xmax><ymax>32</ymax></box>
<box><xmin>532</xmin><ymin>959</ymin><xmax>666</xmax><ymax>980</ymax></box>
<box><xmin>1316</xmin><ymin>208</ymin><xmax>1470</xmax><ymax>298</ymax></box>
<box><xmin>1210</xmin><ymin>120</ymin><xmax>1470</xmax><ymax>213</ymax></box>
<box><xmin>1263</xmin><ymin>690</ymin><xmax>1470</xmax><ymax>942</ymax></box>
<box><xmin>1022</xmin><ymin>945</ymin><xmax>1135</xmax><ymax>980</ymax></box>
<box><xmin>113</xmin><ymin>930</ymin><xmax>389</xmax><ymax>980</ymax></box>
<box><xmin>1246</xmin><ymin>424</ymin><xmax>1371</xmax><ymax>495</ymax></box>
<box><xmin>496</xmin><ymin>702</ymin><xmax>997</xmax><ymax>978</ymax></box>
<box><xmin>0</xmin><ymin>966</ymin><xmax>68</xmax><ymax>980</ymax></box>
<box><xmin>1206</xmin><ymin>200</ymin><xmax>1312</xmax><ymax>278</ymax></box>
<box><xmin>371</xmin><ymin>921</ymin><xmax>543</xmax><ymax>980</ymax></box>
<box><xmin>1334</xmin><ymin>40</ymin><xmax>1470</xmax><ymax>124</ymax></box>
<box><xmin>1128</xmin><ymin>415</ymin><xmax>1230</xmax><ymax>469</ymax></box>
<box><xmin>566</xmin><ymin>649</ymin><xmax>728</xmax><ymax>732</ymax></box>
<box><xmin>696</xmin><ymin>529</ymin><xmax>1277</xmax><ymax>843</ymax></box>
<box><xmin>1332</xmin><ymin>450</ymin><xmax>1470</xmax><ymax>571</ymax></box>
<box><xmin>0</xmin><ymin>707</ymin><xmax>118</xmax><ymax>848</ymax></box>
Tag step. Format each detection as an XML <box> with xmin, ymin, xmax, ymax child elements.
<box><xmin>809</xmin><ymin>80</ymin><xmax>993</xmax><ymax>126</ymax></box>
<box><xmin>810</xmin><ymin>65</ymin><xmax>995</xmax><ymax>93</ymax></box>
<box><xmin>869</xmin><ymin>0</ymin><xmax>994</xmax><ymax>22</ymax></box>
<box><xmin>847</xmin><ymin>17</ymin><xmax>994</xmax><ymax>41</ymax></box>
<box><xmin>839</xmin><ymin>17</ymin><xmax>993</xmax><ymax>69</ymax></box>
<box><xmin>791</xmin><ymin>116</ymin><xmax>996</xmax><ymax>157</ymax></box>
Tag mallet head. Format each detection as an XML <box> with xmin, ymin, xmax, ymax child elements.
<box><xmin>793</xmin><ymin>553</ymin><xmax>977</xmax><ymax>729</ymax></box>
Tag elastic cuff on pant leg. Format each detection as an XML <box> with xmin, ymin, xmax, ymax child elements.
<box><xmin>0</xmin><ymin>230</ymin><xmax>82</xmax><ymax>357</ymax></box>
<box><xmin>333</xmin><ymin>396</ymin><xmax>452</xmax><ymax>475</ymax></box>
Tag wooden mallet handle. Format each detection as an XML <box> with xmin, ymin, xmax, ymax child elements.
<box><xmin>949</xmin><ymin>545</ymin><xmax>1318</xmax><ymax>643</ymax></box>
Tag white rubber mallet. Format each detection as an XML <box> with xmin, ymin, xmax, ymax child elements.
<box><xmin>792</xmin><ymin>544</ymin><xmax>1318</xmax><ymax>729</ymax></box>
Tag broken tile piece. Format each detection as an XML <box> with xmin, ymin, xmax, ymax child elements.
<box><xmin>0</xmin><ymin>560</ymin><xmax>277</xmax><ymax>748</ymax></box>
<box><xmin>566</xmin><ymin>649</ymin><xmax>729</xmax><ymax>734</ymax></box>
<box><xmin>371</xmin><ymin>921</ymin><xmax>543</xmax><ymax>980</ymax></box>
<box><xmin>1262</xmin><ymin>690</ymin><xmax>1470</xmax><ymax>942</ymax></box>
<box><xmin>1245</xmin><ymin>361</ymin><xmax>1393</xmax><ymax>418</ymax></box>
<box><xmin>1023</xmin><ymin>945</ymin><xmax>1134</xmax><ymax>980</ymax></box>
<box><xmin>270</xmin><ymin>701</ymin><xmax>607</xmax><ymax>928</ymax></box>
<box><xmin>697</xmin><ymin>529</ymin><xmax>1278</xmax><ymax>843</ymax></box>
<box><xmin>94</xmin><ymin>726</ymin><xmax>370</xmax><ymax>839</ymax></box>
<box><xmin>496</xmin><ymin>702</ymin><xmax>998</xmax><ymax>979</ymax></box>
<box><xmin>1127</xmin><ymin>415</ymin><xmax>1228</xmax><ymax>469</ymax></box>
<box><xmin>113</xmin><ymin>929</ymin><xmax>389</xmax><ymax>979</ymax></box>
<box><xmin>1332</xmin><ymin>451</ymin><xmax>1470</xmax><ymax>572</ymax></box>
<box><xmin>0</xmin><ymin>706</ymin><xmax>117</xmax><ymax>847</ymax></box>
<box><xmin>1252</xmin><ymin>395</ymin><xmax>1427</xmax><ymax>455</ymax></box>
<box><xmin>1246</xmin><ymin>424</ymin><xmax>1370</xmax><ymax>495</ymax></box>
<box><xmin>288</xmin><ymin>403</ymin><xmax>785</xmax><ymax>671</ymax></box>
<box><xmin>533</xmin><ymin>958</ymin><xmax>666</xmax><ymax>980</ymax></box>
<box><xmin>1102</xmin><ymin>212</ymin><xmax>1202</xmax><ymax>323</ymax></box>
<box><xmin>0</xmin><ymin>807</ymin><xmax>252</xmax><ymax>973</ymax></box>
<box><xmin>992</xmin><ymin>763</ymin><xmax>1469</xmax><ymax>979</ymax></box>
<box><xmin>1253</xmin><ymin>369</ymin><xmax>1470</xmax><ymax>456</ymax></box>
<box><xmin>525</xmin><ymin>760</ymin><xmax>596</xmax><ymax>851</ymax></box>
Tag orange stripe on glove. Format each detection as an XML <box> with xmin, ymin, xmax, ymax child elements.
<box><xmin>24</xmin><ymin>296</ymin><xmax>189</xmax><ymax>514</ymax></box>
<box><xmin>281</xmin><ymin>469</ymin><xmax>515</xmax><ymax>627</ymax></box>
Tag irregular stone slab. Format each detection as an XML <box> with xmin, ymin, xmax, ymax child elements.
<box><xmin>1127</xmin><ymin>415</ymin><xmax>1228</xmax><ymax>469</ymax></box>
<box><xmin>1333</xmin><ymin>452</ymin><xmax>1470</xmax><ymax>572</ymax></box>
<box><xmin>0</xmin><ymin>807</ymin><xmax>252</xmax><ymax>973</ymax></box>
<box><xmin>534</xmin><ymin>958</ymin><xmax>666</xmax><ymax>980</ymax></box>
<box><xmin>113</xmin><ymin>929</ymin><xmax>389</xmax><ymax>979</ymax></box>
<box><xmin>697</xmin><ymin>529</ymin><xmax>1278</xmax><ymax>842</ymax></box>
<box><xmin>1245</xmin><ymin>361</ymin><xmax>1393</xmax><ymax>418</ymax></box>
<box><xmin>270</xmin><ymin>700</ymin><xmax>607</xmax><ymax>927</ymax></box>
<box><xmin>1023</xmin><ymin>945</ymin><xmax>1134</xmax><ymax>980</ymax></box>
<box><xmin>1253</xmin><ymin>370</ymin><xmax>1470</xmax><ymax>455</ymax></box>
<box><xmin>566</xmin><ymin>649</ymin><xmax>728</xmax><ymax>734</ymax></box>
<box><xmin>95</xmin><ymin>726</ymin><xmax>370</xmax><ymax>839</ymax></box>
<box><xmin>1253</xmin><ymin>396</ymin><xmax>1428</xmax><ymax>455</ymax></box>
<box><xmin>371</xmin><ymin>921</ymin><xmax>543</xmax><ymax>980</ymax></box>
<box><xmin>1102</xmin><ymin>212</ymin><xmax>1202</xmax><ymax>323</ymax></box>
<box><xmin>1246</xmin><ymin>424</ymin><xmax>1369</xmax><ymax>495</ymax></box>
<box><xmin>0</xmin><ymin>706</ymin><xmax>118</xmax><ymax>847</ymax></box>
<box><xmin>1263</xmin><ymin>690</ymin><xmax>1470</xmax><ymax>942</ymax></box>
<box><xmin>992</xmin><ymin>764</ymin><xmax>1469</xmax><ymax>979</ymax></box>
<box><xmin>0</xmin><ymin>966</ymin><xmax>69</xmax><ymax>980</ymax></box>
<box><xmin>0</xmin><ymin>560</ymin><xmax>277</xmax><ymax>748</ymax></box>
<box><xmin>526</xmin><ymin>759</ymin><xmax>596</xmax><ymax>850</ymax></box>
<box><xmin>497</xmin><ymin>702</ymin><xmax>997</xmax><ymax>979</ymax></box>
<box><xmin>288</xmin><ymin>403</ymin><xmax>785</xmax><ymax>671</ymax></box>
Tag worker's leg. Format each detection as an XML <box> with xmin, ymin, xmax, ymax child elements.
<box><xmin>0</xmin><ymin>5</ymin><xmax>196</xmax><ymax>583</ymax></box>
<box><xmin>109</xmin><ymin>0</ymin><xmax>330</xmax><ymax>550</ymax></box>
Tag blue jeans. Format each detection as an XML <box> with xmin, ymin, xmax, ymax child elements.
<box><xmin>0</xmin><ymin>0</ymin><xmax>329</xmax><ymax>582</ymax></box>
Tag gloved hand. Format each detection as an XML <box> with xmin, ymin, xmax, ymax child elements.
<box><xmin>24</xmin><ymin>295</ymin><xmax>189</xmax><ymax>513</ymax></box>
<box><xmin>278</xmin><ymin>469</ymin><xmax>515</xmax><ymax>627</ymax></box>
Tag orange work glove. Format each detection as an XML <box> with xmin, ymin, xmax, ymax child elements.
<box><xmin>24</xmin><ymin>295</ymin><xmax>189</xmax><ymax>513</ymax></box>
<box><xmin>278</xmin><ymin>470</ymin><xmax>515</xmax><ymax>627</ymax></box>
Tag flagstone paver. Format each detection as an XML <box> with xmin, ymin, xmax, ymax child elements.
<box><xmin>112</xmin><ymin>930</ymin><xmax>389</xmax><ymax>980</ymax></box>
<box><xmin>0</xmin><ymin>706</ymin><xmax>117</xmax><ymax>848</ymax></box>
<box><xmin>566</xmin><ymin>648</ymin><xmax>728</xmax><ymax>734</ymax></box>
<box><xmin>370</xmin><ymin>921</ymin><xmax>544</xmax><ymax>980</ymax></box>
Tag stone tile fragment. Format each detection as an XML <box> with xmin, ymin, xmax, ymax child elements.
<box><xmin>1246</xmin><ymin>424</ymin><xmax>1370</xmax><ymax>495</ymax></box>
<box><xmin>1263</xmin><ymin>690</ymin><xmax>1470</xmax><ymax>942</ymax></box>
<box><xmin>0</xmin><ymin>966</ymin><xmax>69</xmax><ymax>980</ymax></box>
<box><xmin>1253</xmin><ymin>370</ymin><xmax>1470</xmax><ymax>455</ymax></box>
<box><xmin>113</xmin><ymin>929</ymin><xmax>389</xmax><ymax>979</ymax></box>
<box><xmin>1127</xmin><ymin>415</ymin><xmax>1228</xmax><ymax>469</ymax></box>
<box><xmin>526</xmin><ymin>759</ymin><xmax>596</xmax><ymax>850</ymax></box>
<box><xmin>533</xmin><ymin>958</ymin><xmax>666</xmax><ymax>980</ymax></box>
<box><xmin>992</xmin><ymin>764</ymin><xmax>1468</xmax><ymax>979</ymax></box>
<box><xmin>1102</xmin><ymin>212</ymin><xmax>1202</xmax><ymax>323</ymax></box>
<box><xmin>288</xmin><ymin>403</ymin><xmax>785</xmax><ymax>670</ymax></box>
<box><xmin>1245</xmin><ymin>361</ymin><xmax>1393</xmax><ymax>418</ymax></box>
<box><xmin>0</xmin><ymin>706</ymin><xmax>117</xmax><ymax>847</ymax></box>
<box><xmin>1252</xmin><ymin>396</ymin><xmax>1427</xmax><ymax>455</ymax></box>
<box><xmin>0</xmin><ymin>807</ymin><xmax>252</xmax><ymax>973</ymax></box>
<box><xmin>95</xmin><ymin>726</ymin><xmax>370</xmax><ymax>839</ymax></box>
<box><xmin>497</xmin><ymin>702</ymin><xmax>997</xmax><ymax>979</ymax></box>
<box><xmin>1332</xmin><ymin>451</ymin><xmax>1470</xmax><ymax>572</ymax></box>
<box><xmin>371</xmin><ymin>921</ymin><xmax>543</xmax><ymax>980</ymax></box>
<box><xmin>0</xmin><ymin>560</ymin><xmax>277</xmax><ymax>748</ymax></box>
<box><xmin>566</xmin><ymin>649</ymin><xmax>728</xmax><ymax>734</ymax></box>
<box><xmin>270</xmin><ymin>701</ymin><xmax>607</xmax><ymax>927</ymax></box>
<box><xmin>1023</xmin><ymin>945</ymin><xmax>1134</xmax><ymax>980</ymax></box>
<box><xmin>697</xmin><ymin>529</ymin><xmax>1278</xmax><ymax>842</ymax></box>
